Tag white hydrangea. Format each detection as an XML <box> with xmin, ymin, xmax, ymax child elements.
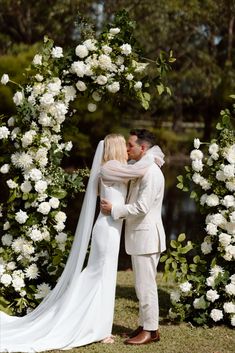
<box><xmin>210</xmin><ymin>309</ymin><xmax>223</xmax><ymax>322</ymax></box>
<box><xmin>15</xmin><ymin>209</ymin><xmax>28</xmax><ymax>224</ymax></box>
<box><xmin>206</xmin><ymin>289</ymin><xmax>219</xmax><ymax>302</ymax></box>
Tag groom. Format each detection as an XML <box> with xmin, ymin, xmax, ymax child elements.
<box><xmin>101</xmin><ymin>129</ymin><xmax>166</xmax><ymax>345</ymax></box>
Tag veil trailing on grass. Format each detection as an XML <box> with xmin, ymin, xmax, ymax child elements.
<box><xmin>0</xmin><ymin>140</ymin><xmax>104</xmax><ymax>352</ymax></box>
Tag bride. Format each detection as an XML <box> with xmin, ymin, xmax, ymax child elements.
<box><xmin>0</xmin><ymin>133</ymin><xmax>164</xmax><ymax>352</ymax></box>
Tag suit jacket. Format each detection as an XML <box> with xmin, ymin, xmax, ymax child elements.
<box><xmin>111</xmin><ymin>161</ymin><xmax>166</xmax><ymax>255</ymax></box>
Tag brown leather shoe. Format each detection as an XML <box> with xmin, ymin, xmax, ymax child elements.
<box><xmin>120</xmin><ymin>325</ymin><xmax>143</xmax><ymax>338</ymax></box>
<box><xmin>124</xmin><ymin>330</ymin><xmax>160</xmax><ymax>345</ymax></box>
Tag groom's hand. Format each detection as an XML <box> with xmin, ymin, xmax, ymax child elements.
<box><xmin>100</xmin><ymin>198</ymin><xmax>112</xmax><ymax>215</ymax></box>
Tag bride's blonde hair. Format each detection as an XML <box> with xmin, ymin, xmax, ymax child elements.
<box><xmin>103</xmin><ymin>134</ymin><xmax>127</xmax><ymax>164</ymax></box>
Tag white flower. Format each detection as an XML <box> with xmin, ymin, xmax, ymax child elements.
<box><xmin>179</xmin><ymin>281</ymin><xmax>192</xmax><ymax>293</ymax></box>
<box><xmin>49</xmin><ymin>197</ymin><xmax>60</xmax><ymax>209</ymax></box>
<box><xmin>102</xmin><ymin>45</ymin><xmax>112</xmax><ymax>54</ymax></box>
<box><xmin>219</xmin><ymin>233</ymin><xmax>232</xmax><ymax>247</ymax></box>
<box><xmin>107</xmin><ymin>82</ymin><xmax>120</xmax><ymax>93</ymax></box>
<box><xmin>216</xmin><ymin>170</ymin><xmax>226</xmax><ymax>181</ymax></box>
<box><xmin>1</xmin><ymin>273</ymin><xmax>12</xmax><ymax>286</ymax></box>
<box><xmin>120</xmin><ymin>43</ymin><xmax>132</xmax><ymax>55</ymax></box>
<box><xmin>224</xmin><ymin>245</ymin><xmax>235</xmax><ymax>260</ymax></box>
<box><xmin>87</xmin><ymin>103</ymin><xmax>97</xmax><ymax>112</ymax></box>
<box><xmin>13</xmin><ymin>91</ymin><xmax>24</xmax><ymax>106</ymax></box>
<box><xmin>51</xmin><ymin>46</ymin><xmax>63</xmax><ymax>58</ymax></box>
<box><xmin>193</xmin><ymin>138</ymin><xmax>201</xmax><ymax>149</ymax></box>
<box><xmin>47</xmin><ymin>79</ymin><xmax>62</xmax><ymax>96</ymax></box>
<box><xmin>134</xmin><ymin>81</ymin><xmax>143</xmax><ymax>90</ymax></box>
<box><xmin>206</xmin><ymin>276</ymin><xmax>215</xmax><ymax>287</ymax></box>
<box><xmin>200</xmin><ymin>194</ymin><xmax>208</xmax><ymax>206</ymax></box>
<box><xmin>65</xmin><ymin>141</ymin><xmax>73</xmax><ymax>151</ymax></box>
<box><xmin>11</xmin><ymin>152</ymin><xmax>33</xmax><ymax>170</ymax></box>
<box><xmin>55</xmin><ymin>232</ymin><xmax>67</xmax><ymax>243</ymax></box>
<box><xmin>35</xmin><ymin>180</ymin><xmax>48</xmax><ymax>193</ymax></box>
<box><xmin>55</xmin><ymin>211</ymin><xmax>67</xmax><ymax>223</ymax></box>
<box><xmin>222</xmin><ymin>195</ymin><xmax>235</xmax><ymax>208</ymax></box>
<box><xmin>206</xmin><ymin>194</ymin><xmax>219</xmax><ymax>207</ymax></box>
<box><xmin>0</xmin><ymin>164</ymin><xmax>10</xmax><ymax>174</ymax></box>
<box><xmin>15</xmin><ymin>209</ymin><xmax>28</xmax><ymax>224</ymax></box>
<box><xmin>206</xmin><ymin>223</ymin><xmax>218</xmax><ymax>235</ymax></box>
<box><xmin>83</xmin><ymin>39</ymin><xmax>97</xmax><ymax>51</ymax></box>
<box><xmin>35</xmin><ymin>74</ymin><xmax>43</xmax><ymax>82</ymax></box>
<box><xmin>21</xmin><ymin>130</ymin><xmax>36</xmax><ymax>147</ymax></box>
<box><xmin>223</xmin><ymin>165</ymin><xmax>235</xmax><ymax>178</ymax></box>
<box><xmin>209</xmin><ymin>143</ymin><xmax>219</xmax><ymax>155</ymax></box>
<box><xmin>170</xmin><ymin>290</ymin><xmax>181</xmax><ymax>302</ymax></box>
<box><xmin>230</xmin><ymin>274</ymin><xmax>235</xmax><ymax>284</ymax></box>
<box><xmin>3</xmin><ymin>221</ymin><xmax>10</xmax><ymax>230</ymax></box>
<box><xmin>210</xmin><ymin>265</ymin><xmax>224</xmax><ymax>278</ymax></box>
<box><xmin>54</xmin><ymin>222</ymin><xmax>65</xmax><ymax>232</ymax></box>
<box><xmin>32</xmin><ymin>54</ymin><xmax>42</xmax><ymax>65</ymax></box>
<box><xmin>210</xmin><ymin>309</ymin><xmax>223</xmax><ymax>322</ymax></box>
<box><xmin>7</xmin><ymin>117</ymin><xmax>15</xmax><ymax>126</ymax></box>
<box><xmin>225</xmin><ymin>283</ymin><xmax>235</xmax><ymax>295</ymax></box>
<box><xmin>40</xmin><ymin>93</ymin><xmax>54</xmax><ymax>107</ymax></box>
<box><xmin>193</xmin><ymin>296</ymin><xmax>207</xmax><ymax>309</ymax></box>
<box><xmin>201</xmin><ymin>241</ymin><xmax>212</xmax><ymax>254</ymax></box>
<box><xmin>35</xmin><ymin>282</ymin><xmax>51</xmax><ymax>299</ymax></box>
<box><xmin>224</xmin><ymin>144</ymin><xmax>235</xmax><ymax>164</ymax></box>
<box><xmin>126</xmin><ymin>73</ymin><xmax>134</xmax><ymax>81</ymax></box>
<box><xmin>37</xmin><ymin>202</ymin><xmax>51</xmax><ymax>215</ymax></box>
<box><xmin>38</xmin><ymin>113</ymin><xmax>51</xmax><ymax>126</ymax></box>
<box><xmin>192</xmin><ymin>159</ymin><xmax>203</xmax><ymax>172</ymax></box>
<box><xmin>210</xmin><ymin>213</ymin><xmax>226</xmax><ymax>226</ymax></box>
<box><xmin>190</xmin><ymin>149</ymin><xmax>203</xmax><ymax>160</ymax></box>
<box><xmin>25</xmin><ymin>263</ymin><xmax>39</xmax><ymax>279</ymax></box>
<box><xmin>7</xmin><ymin>261</ymin><xmax>16</xmax><ymax>270</ymax></box>
<box><xmin>98</xmin><ymin>54</ymin><xmax>113</xmax><ymax>70</ymax></box>
<box><xmin>6</xmin><ymin>179</ymin><xmax>18</xmax><ymax>189</ymax></box>
<box><xmin>71</xmin><ymin>61</ymin><xmax>86</xmax><ymax>77</ymax></box>
<box><xmin>1</xmin><ymin>74</ymin><xmax>9</xmax><ymax>85</ymax></box>
<box><xmin>96</xmin><ymin>75</ymin><xmax>108</xmax><ymax>85</ymax></box>
<box><xmin>109</xmin><ymin>27</ymin><xmax>120</xmax><ymax>34</ymax></box>
<box><xmin>1</xmin><ymin>234</ymin><xmax>13</xmax><ymax>246</ymax></box>
<box><xmin>230</xmin><ymin>211</ymin><xmax>235</xmax><ymax>223</ymax></box>
<box><xmin>0</xmin><ymin>126</ymin><xmax>10</xmax><ymax>139</ymax></box>
<box><xmin>75</xmin><ymin>44</ymin><xmax>89</xmax><ymax>58</ymax></box>
<box><xmin>29</xmin><ymin>168</ymin><xmax>42</xmax><ymax>181</ymax></box>
<box><xmin>76</xmin><ymin>80</ymin><xmax>87</xmax><ymax>91</ymax></box>
<box><xmin>223</xmin><ymin>302</ymin><xmax>235</xmax><ymax>313</ymax></box>
<box><xmin>62</xmin><ymin>85</ymin><xmax>76</xmax><ymax>102</ymax></box>
<box><xmin>92</xmin><ymin>91</ymin><xmax>102</xmax><ymax>102</ymax></box>
<box><xmin>206</xmin><ymin>289</ymin><xmax>219</xmax><ymax>302</ymax></box>
<box><xmin>231</xmin><ymin>315</ymin><xmax>235</xmax><ymax>326</ymax></box>
<box><xmin>12</xmin><ymin>276</ymin><xmax>25</xmax><ymax>291</ymax></box>
<box><xmin>226</xmin><ymin>180</ymin><xmax>235</xmax><ymax>192</ymax></box>
<box><xmin>28</xmin><ymin>227</ymin><xmax>43</xmax><ymax>242</ymax></box>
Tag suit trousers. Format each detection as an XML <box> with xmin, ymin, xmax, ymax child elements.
<box><xmin>131</xmin><ymin>253</ymin><xmax>160</xmax><ymax>331</ymax></box>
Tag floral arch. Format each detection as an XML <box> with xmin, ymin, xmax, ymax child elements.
<box><xmin>0</xmin><ymin>13</ymin><xmax>173</xmax><ymax>315</ymax></box>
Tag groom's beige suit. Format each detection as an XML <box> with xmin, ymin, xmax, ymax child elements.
<box><xmin>111</xmin><ymin>155</ymin><xmax>166</xmax><ymax>330</ymax></box>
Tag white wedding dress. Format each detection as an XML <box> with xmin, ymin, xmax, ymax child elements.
<box><xmin>0</xmin><ymin>141</ymin><xmax>164</xmax><ymax>352</ymax></box>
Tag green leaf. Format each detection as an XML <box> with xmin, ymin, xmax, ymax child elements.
<box><xmin>190</xmin><ymin>191</ymin><xmax>197</xmax><ymax>199</ymax></box>
<box><xmin>156</xmin><ymin>84</ymin><xmax>164</xmax><ymax>95</ymax></box>
<box><xmin>52</xmin><ymin>256</ymin><xmax>62</xmax><ymax>266</ymax></box>
<box><xmin>143</xmin><ymin>92</ymin><xmax>151</xmax><ymax>101</ymax></box>
<box><xmin>166</xmin><ymin>86</ymin><xmax>172</xmax><ymax>95</ymax></box>
<box><xmin>170</xmin><ymin>240</ymin><xmax>178</xmax><ymax>249</ymax></box>
<box><xmin>216</xmin><ymin>122</ymin><xmax>223</xmax><ymax>130</ymax></box>
<box><xmin>177</xmin><ymin>183</ymin><xmax>183</xmax><ymax>189</ymax></box>
<box><xmin>50</xmin><ymin>189</ymin><xmax>67</xmax><ymax>199</ymax></box>
<box><xmin>193</xmin><ymin>255</ymin><xmax>200</xmax><ymax>264</ymax></box>
<box><xmin>177</xmin><ymin>175</ymin><xmax>183</xmax><ymax>182</ymax></box>
<box><xmin>178</xmin><ymin>233</ymin><xmax>186</xmax><ymax>242</ymax></box>
<box><xmin>160</xmin><ymin>254</ymin><xmax>168</xmax><ymax>262</ymax></box>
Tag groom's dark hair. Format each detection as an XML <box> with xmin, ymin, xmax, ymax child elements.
<box><xmin>130</xmin><ymin>129</ymin><xmax>156</xmax><ymax>148</ymax></box>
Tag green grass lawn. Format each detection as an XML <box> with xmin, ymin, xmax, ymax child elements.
<box><xmin>50</xmin><ymin>271</ymin><xmax>234</xmax><ymax>353</ymax></box>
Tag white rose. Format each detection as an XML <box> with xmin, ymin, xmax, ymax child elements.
<box><xmin>92</xmin><ymin>91</ymin><xmax>102</xmax><ymax>102</ymax></box>
<box><xmin>109</xmin><ymin>27</ymin><xmax>120</xmax><ymax>34</ymax></box>
<box><xmin>209</xmin><ymin>143</ymin><xmax>219</xmax><ymax>155</ymax></box>
<box><xmin>75</xmin><ymin>45</ymin><xmax>89</xmax><ymax>58</ymax></box>
<box><xmin>102</xmin><ymin>45</ymin><xmax>112</xmax><ymax>54</ymax></box>
<box><xmin>192</xmin><ymin>159</ymin><xmax>203</xmax><ymax>172</ymax></box>
<box><xmin>1</xmin><ymin>273</ymin><xmax>12</xmax><ymax>286</ymax></box>
<box><xmin>49</xmin><ymin>197</ymin><xmax>60</xmax><ymax>209</ymax></box>
<box><xmin>206</xmin><ymin>194</ymin><xmax>219</xmax><ymax>207</ymax></box>
<box><xmin>37</xmin><ymin>202</ymin><xmax>51</xmax><ymax>215</ymax></box>
<box><xmin>223</xmin><ymin>165</ymin><xmax>234</xmax><ymax>178</ymax></box>
<box><xmin>107</xmin><ymin>82</ymin><xmax>120</xmax><ymax>93</ymax></box>
<box><xmin>87</xmin><ymin>103</ymin><xmax>97</xmax><ymax>112</ymax></box>
<box><xmin>20</xmin><ymin>181</ymin><xmax>32</xmax><ymax>193</ymax></box>
<box><xmin>219</xmin><ymin>233</ymin><xmax>232</xmax><ymax>247</ymax></box>
<box><xmin>190</xmin><ymin>149</ymin><xmax>203</xmax><ymax>160</ymax></box>
<box><xmin>83</xmin><ymin>38</ymin><xmax>97</xmax><ymax>51</ymax></box>
<box><xmin>7</xmin><ymin>117</ymin><xmax>15</xmax><ymax>126</ymax></box>
<box><xmin>179</xmin><ymin>281</ymin><xmax>192</xmax><ymax>293</ymax></box>
<box><xmin>210</xmin><ymin>213</ymin><xmax>226</xmax><ymax>226</ymax></box>
<box><xmin>224</xmin><ymin>144</ymin><xmax>235</xmax><ymax>164</ymax></box>
<box><xmin>32</xmin><ymin>54</ymin><xmax>42</xmax><ymax>65</ymax></box>
<box><xmin>222</xmin><ymin>195</ymin><xmax>235</xmax><ymax>208</ymax></box>
<box><xmin>193</xmin><ymin>138</ymin><xmax>201</xmax><ymax>149</ymax></box>
<box><xmin>206</xmin><ymin>289</ymin><xmax>219</xmax><ymax>302</ymax></box>
<box><xmin>201</xmin><ymin>241</ymin><xmax>212</xmax><ymax>254</ymax></box>
<box><xmin>223</xmin><ymin>302</ymin><xmax>235</xmax><ymax>313</ymax></box>
<box><xmin>225</xmin><ymin>283</ymin><xmax>235</xmax><ymax>295</ymax></box>
<box><xmin>96</xmin><ymin>75</ymin><xmax>108</xmax><ymax>85</ymax></box>
<box><xmin>71</xmin><ymin>61</ymin><xmax>86</xmax><ymax>77</ymax></box>
<box><xmin>224</xmin><ymin>245</ymin><xmax>235</xmax><ymax>260</ymax></box>
<box><xmin>40</xmin><ymin>93</ymin><xmax>54</xmax><ymax>107</ymax></box>
<box><xmin>76</xmin><ymin>80</ymin><xmax>87</xmax><ymax>91</ymax></box>
<box><xmin>1</xmin><ymin>234</ymin><xmax>13</xmax><ymax>246</ymax></box>
<box><xmin>226</xmin><ymin>180</ymin><xmax>235</xmax><ymax>192</ymax></box>
<box><xmin>29</xmin><ymin>168</ymin><xmax>42</xmax><ymax>181</ymax></box>
<box><xmin>0</xmin><ymin>126</ymin><xmax>10</xmax><ymax>139</ymax></box>
<box><xmin>216</xmin><ymin>170</ymin><xmax>226</xmax><ymax>181</ymax></box>
<box><xmin>1</xmin><ymin>74</ymin><xmax>9</xmax><ymax>85</ymax></box>
<box><xmin>206</xmin><ymin>276</ymin><xmax>215</xmax><ymax>287</ymax></box>
<box><xmin>15</xmin><ymin>210</ymin><xmax>28</xmax><ymax>224</ymax></box>
<box><xmin>51</xmin><ymin>46</ymin><xmax>63</xmax><ymax>58</ymax></box>
<box><xmin>35</xmin><ymin>180</ymin><xmax>48</xmax><ymax>193</ymax></box>
<box><xmin>98</xmin><ymin>54</ymin><xmax>113</xmax><ymax>70</ymax></box>
<box><xmin>120</xmin><ymin>43</ymin><xmax>132</xmax><ymax>55</ymax></box>
<box><xmin>210</xmin><ymin>309</ymin><xmax>223</xmax><ymax>322</ymax></box>
<box><xmin>134</xmin><ymin>81</ymin><xmax>143</xmax><ymax>90</ymax></box>
<box><xmin>126</xmin><ymin>73</ymin><xmax>134</xmax><ymax>81</ymax></box>
<box><xmin>55</xmin><ymin>211</ymin><xmax>67</xmax><ymax>223</ymax></box>
<box><xmin>0</xmin><ymin>164</ymin><xmax>10</xmax><ymax>174</ymax></box>
<box><xmin>206</xmin><ymin>223</ymin><xmax>217</xmax><ymax>235</ymax></box>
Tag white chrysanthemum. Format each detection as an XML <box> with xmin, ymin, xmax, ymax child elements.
<box><xmin>0</xmin><ymin>126</ymin><xmax>10</xmax><ymax>139</ymax></box>
<box><xmin>55</xmin><ymin>232</ymin><xmax>67</xmax><ymax>243</ymax></box>
<box><xmin>134</xmin><ymin>81</ymin><xmax>143</xmax><ymax>90</ymax></box>
<box><xmin>206</xmin><ymin>194</ymin><xmax>219</xmax><ymax>207</ymax></box>
<box><xmin>1</xmin><ymin>273</ymin><xmax>12</xmax><ymax>286</ymax></box>
<box><xmin>225</xmin><ymin>283</ymin><xmax>235</xmax><ymax>295</ymax></box>
<box><xmin>107</xmin><ymin>82</ymin><xmax>120</xmax><ymax>93</ymax></box>
<box><xmin>37</xmin><ymin>202</ymin><xmax>51</xmax><ymax>215</ymax></box>
<box><xmin>179</xmin><ymin>281</ymin><xmax>192</xmax><ymax>293</ymax></box>
<box><xmin>170</xmin><ymin>290</ymin><xmax>181</xmax><ymax>302</ymax></box>
<box><xmin>201</xmin><ymin>241</ymin><xmax>212</xmax><ymax>254</ymax></box>
<box><xmin>96</xmin><ymin>75</ymin><xmax>108</xmax><ymax>85</ymax></box>
<box><xmin>29</xmin><ymin>168</ymin><xmax>42</xmax><ymax>181</ymax></box>
<box><xmin>51</xmin><ymin>46</ymin><xmax>63</xmax><ymax>58</ymax></box>
<box><xmin>76</xmin><ymin>80</ymin><xmax>87</xmax><ymax>91</ymax></box>
<box><xmin>35</xmin><ymin>282</ymin><xmax>51</xmax><ymax>299</ymax></box>
<box><xmin>32</xmin><ymin>54</ymin><xmax>42</xmax><ymax>65</ymax></box>
<box><xmin>192</xmin><ymin>159</ymin><xmax>203</xmax><ymax>172</ymax></box>
<box><xmin>11</xmin><ymin>152</ymin><xmax>33</xmax><ymax>169</ymax></box>
<box><xmin>83</xmin><ymin>39</ymin><xmax>97</xmax><ymax>51</ymax></box>
<box><xmin>193</xmin><ymin>296</ymin><xmax>207</xmax><ymax>309</ymax></box>
<box><xmin>49</xmin><ymin>197</ymin><xmax>60</xmax><ymax>209</ymax></box>
<box><xmin>6</xmin><ymin>179</ymin><xmax>18</xmax><ymax>189</ymax></box>
<box><xmin>219</xmin><ymin>233</ymin><xmax>232</xmax><ymax>247</ymax></box>
<box><xmin>206</xmin><ymin>289</ymin><xmax>219</xmax><ymax>302</ymax></box>
<box><xmin>222</xmin><ymin>195</ymin><xmax>235</xmax><ymax>208</ymax></box>
<box><xmin>190</xmin><ymin>149</ymin><xmax>203</xmax><ymax>160</ymax></box>
<box><xmin>15</xmin><ymin>209</ymin><xmax>28</xmax><ymax>224</ymax></box>
<box><xmin>25</xmin><ymin>264</ymin><xmax>39</xmax><ymax>279</ymax></box>
<box><xmin>71</xmin><ymin>61</ymin><xmax>86</xmax><ymax>77</ymax></box>
<box><xmin>13</xmin><ymin>91</ymin><xmax>24</xmax><ymax>106</ymax></box>
<box><xmin>210</xmin><ymin>309</ymin><xmax>223</xmax><ymax>322</ymax></box>
<box><xmin>224</xmin><ymin>144</ymin><xmax>235</xmax><ymax>164</ymax></box>
<box><xmin>210</xmin><ymin>265</ymin><xmax>224</xmax><ymax>278</ymax></box>
<box><xmin>223</xmin><ymin>302</ymin><xmax>235</xmax><ymax>314</ymax></box>
<box><xmin>1</xmin><ymin>233</ymin><xmax>13</xmax><ymax>246</ymax></box>
<box><xmin>1</xmin><ymin>73</ymin><xmax>9</xmax><ymax>85</ymax></box>
<box><xmin>120</xmin><ymin>43</ymin><xmax>132</xmax><ymax>55</ymax></box>
<box><xmin>87</xmin><ymin>103</ymin><xmax>97</xmax><ymax>112</ymax></box>
<box><xmin>206</xmin><ymin>223</ymin><xmax>218</xmax><ymax>235</ymax></box>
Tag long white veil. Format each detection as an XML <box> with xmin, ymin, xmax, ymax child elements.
<box><xmin>0</xmin><ymin>141</ymin><xmax>104</xmax><ymax>350</ymax></box>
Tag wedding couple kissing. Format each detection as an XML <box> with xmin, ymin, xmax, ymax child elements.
<box><xmin>0</xmin><ymin>129</ymin><xmax>166</xmax><ymax>351</ymax></box>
